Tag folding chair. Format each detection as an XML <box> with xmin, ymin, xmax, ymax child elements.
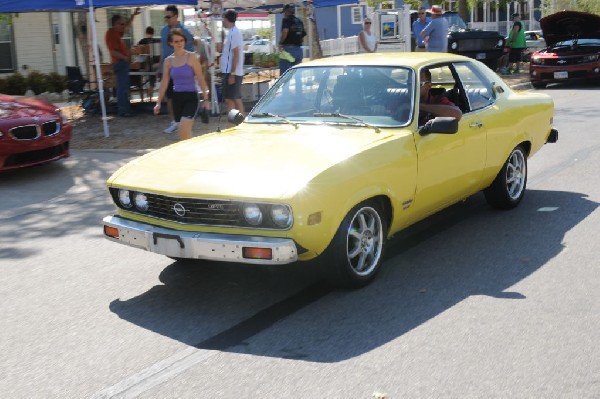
<box><xmin>66</xmin><ymin>66</ymin><xmax>93</xmax><ymax>98</ymax></box>
<box><xmin>65</xmin><ymin>66</ymin><xmax>105</xmax><ymax>115</ymax></box>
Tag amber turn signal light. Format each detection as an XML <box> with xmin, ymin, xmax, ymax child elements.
<box><xmin>242</xmin><ymin>247</ymin><xmax>273</xmax><ymax>260</ymax></box>
<box><xmin>104</xmin><ymin>225</ymin><xmax>120</xmax><ymax>239</ymax></box>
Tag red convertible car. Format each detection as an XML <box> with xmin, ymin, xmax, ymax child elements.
<box><xmin>530</xmin><ymin>11</ymin><xmax>600</xmax><ymax>89</ymax></box>
<box><xmin>0</xmin><ymin>94</ymin><xmax>72</xmax><ymax>171</ymax></box>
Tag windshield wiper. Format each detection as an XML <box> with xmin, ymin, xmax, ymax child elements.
<box><xmin>313</xmin><ymin>112</ymin><xmax>381</xmax><ymax>133</ymax></box>
<box><xmin>249</xmin><ymin>112</ymin><xmax>299</xmax><ymax>129</ymax></box>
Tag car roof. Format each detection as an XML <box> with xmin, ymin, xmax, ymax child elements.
<box><xmin>298</xmin><ymin>52</ymin><xmax>472</xmax><ymax>69</ymax></box>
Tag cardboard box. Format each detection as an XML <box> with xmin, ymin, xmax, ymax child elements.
<box><xmin>241</xmin><ymin>81</ymin><xmax>271</xmax><ymax>102</ymax></box>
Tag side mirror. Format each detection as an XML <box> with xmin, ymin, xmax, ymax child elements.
<box><xmin>227</xmin><ymin>109</ymin><xmax>245</xmax><ymax>126</ymax></box>
<box><xmin>419</xmin><ymin>117</ymin><xmax>459</xmax><ymax>135</ymax></box>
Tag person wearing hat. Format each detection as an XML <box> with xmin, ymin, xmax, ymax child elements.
<box><xmin>278</xmin><ymin>4</ymin><xmax>306</xmax><ymax>75</ymax></box>
<box><xmin>506</xmin><ymin>13</ymin><xmax>526</xmax><ymax>73</ymax></box>
<box><xmin>420</xmin><ymin>5</ymin><xmax>448</xmax><ymax>53</ymax></box>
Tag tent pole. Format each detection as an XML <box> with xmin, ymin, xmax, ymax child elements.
<box><xmin>209</xmin><ymin>14</ymin><xmax>219</xmax><ymax>115</ymax></box>
<box><xmin>88</xmin><ymin>0</ymin><xmax>110</xmax><ymax>137</ymax></box>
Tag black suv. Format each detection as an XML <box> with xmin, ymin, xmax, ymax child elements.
<box><xmin>411</xmin><ymin>11</ymin><xmax>504</xmax><ymax>69</ymax></box>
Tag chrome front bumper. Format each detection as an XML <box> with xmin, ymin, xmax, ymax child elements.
<box><xmin>102</xmin><ymin>215</ymin><xmax>298</xmax><ymax>265</ymax></box>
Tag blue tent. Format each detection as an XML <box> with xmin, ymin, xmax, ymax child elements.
<box><xmin>0</xmin><ymin>1</ymin><xmax>197</xmax><ymax>13</ymax></box>
<box><xmin>0</xmin><ymin>0</ymin><xmax>354</xmax><ymax>13</ymax></box>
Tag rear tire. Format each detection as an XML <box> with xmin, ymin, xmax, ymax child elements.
<box><xmin>323</xmin><ymin>200</ymin><xmax>387</xmax><ymax>289</ymax></box>
<box><xmin>531</xmin><ymin>81</ymin><xmax>546</xmax><ymax>89</ymax></box>
<box><xmin>484</xmin><ymin>145</ymin><xmax>528</xmax><ymax>209</ymax></box>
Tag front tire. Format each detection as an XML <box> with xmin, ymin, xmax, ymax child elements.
<box><xmin>484</xmin><ymin>145</ymin><xmax>528</xmax><ymax>209</ymax></box>
<box><xmin>531</xmin><ymin>81</ymin><xmax>546</xmax><ymax>89</ymax></box>
<box><xmin>324</xmin><ymin>200</ymin><xmax>387</xmax><ymax>288</ymax></box>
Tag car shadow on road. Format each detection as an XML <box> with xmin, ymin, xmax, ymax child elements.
<box><xmin>0</xmin><ymin>151</ymin><xmax>136</xmax><ymax>260</ymax></box>
<box><xmin>109</xmin><ymin>189</ymin><xmax>597</xmax><ymax>362</ymax></box>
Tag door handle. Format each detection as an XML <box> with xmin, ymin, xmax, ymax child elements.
<box><xmin>469</xmin><ymin>122</ymin><xmax>483</xmax><ymax>128</ymax></box>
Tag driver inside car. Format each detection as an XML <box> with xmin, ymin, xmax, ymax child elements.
<box><xmin>418</xmin><ymin>68</ymin><xmax>462</xmax><ymax>125</ymax></box>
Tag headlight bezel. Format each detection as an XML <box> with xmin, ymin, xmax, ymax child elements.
<box><xmin>531</xmin><ymin>57</ymin><xmax>543</xmax><ymax>65</ymax></box>
<box><xmin>243</xmin><ymin>203</ymin><xmax>264</xmax><ymax>226</ymax></box>
<box><xmin>133</xmin><ymin>192</ymin><xmax>149</xmax><ymax>211</ymax></box>
<box><xmin>269</xmin><ymin>204</ymin><xmax>293</xmax><ymax>229</ymax></box>
<box><xmin>118</xmin><ymin>189</ymin><xmax>133</xmax><ymax>208</ymax></box>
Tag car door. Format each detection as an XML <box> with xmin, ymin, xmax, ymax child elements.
<box><xmin>411</xmin><ymin>63</ymin><xmax>490</xmax><ymax>217</ymax></box>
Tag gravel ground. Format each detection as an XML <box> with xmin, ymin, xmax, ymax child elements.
<box><xmin>67</xmin><ymin>71</ymin><xmax>531</xmax><ymax>151</ymax></box>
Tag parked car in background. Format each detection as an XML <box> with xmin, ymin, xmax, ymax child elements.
<box><xmin>103</xmin><ymin>53</ymin><xmax>557</xmax><ymax>288</ymax></box>
<box><xmin>530</xmin><ymin>11</ymin><xmax>600</xmax><ymax>89</ymax></box>
<box><xmin>0</xmin><ymin>94</ymin><xmax>72</xmax><ymax>171</ymax></box>
<box><xmin>247</xmin><ymin>38</ymin><xmax>275</xmax><ymax>53</ymax></box>
<box><xmin>521</xmin><ymin>30</ymin><xmax>545</xmax><ymax>61</ymax></box>
<box><xmin>410</xmin><ymin>11</ymin><xmax>504</xmax><ymax>69</ymax></box>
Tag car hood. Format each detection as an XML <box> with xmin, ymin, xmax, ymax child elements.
<box><xmin>540</xmin><ymin>11</ymin><xmax>600</xmax><ymax>47</ymax></box>
<box><xmin>108</xmin><ymin>124</ymin><xmax>394</xmax><ymax>199</ymax></box>
<box><xmin>0</xmin><ymin>94</ymin><xmax>59</xmax><ymax>122</ymax></box>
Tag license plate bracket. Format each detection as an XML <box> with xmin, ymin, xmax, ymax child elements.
<box><xmin>554</xmin><ymin>71</ymin><xmax>568</xmax><ymax>79</ymax></box>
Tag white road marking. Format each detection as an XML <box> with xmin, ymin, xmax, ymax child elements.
<box><xmin>90</xmin><ymin>347</ymin><xmax>218</xmax><ymax>398</ymax></box>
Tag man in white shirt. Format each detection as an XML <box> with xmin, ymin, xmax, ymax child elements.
<box><xmin>220</xmin><ymin>9</ymin><xmax>244</xmax><ymax>113</ymax></box>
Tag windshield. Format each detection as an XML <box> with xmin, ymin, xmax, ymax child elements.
<box><xmin>248</xmin><ymin>66</ymin><xmax>415</xmax><ymax>127</ymax></box>
<box><xmin>443</xmin><ymin>13</ymin><xmax>468</xmax><ymax>32</ymax></box>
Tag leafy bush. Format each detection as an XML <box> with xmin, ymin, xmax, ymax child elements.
<box><xmin>45</xmin><ymin>72</ymin><xmax>68</xmax><ymax>93</ymax></box>
<box><xmin>4</xmin><ymin>73</ymin><xmax>27</xmax><ymax>95</ymax></box>
<box><xmin>0</xmin><ymin>71</ymin><xmax>70</xmax><ymax>95</ymax></box>
<box><xmin>26</xmin><ymin>71</ymin><xmax>48</xmax><ymax>94</ymax></box>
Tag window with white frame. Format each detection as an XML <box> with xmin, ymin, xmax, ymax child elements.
<box><xmin>0</xmin><ymin>22</ymin><xmax>16</xmax><ymax>73</ymax></box>
<box><xmin>351</xmin><ymin>7</ymin><xmax>363</xmax><ymax>24</ymax></box>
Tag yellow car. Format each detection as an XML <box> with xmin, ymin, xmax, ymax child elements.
<box><xmin>102</xmin><ymin>53</ymin><xmax>557</xmax><ymax>288</ymax></box>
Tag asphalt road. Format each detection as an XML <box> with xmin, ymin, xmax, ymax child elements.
<box><xmin>1</xmin><ymin>83</ymin><xmax>599</xmax><ymax>398</ymax></box>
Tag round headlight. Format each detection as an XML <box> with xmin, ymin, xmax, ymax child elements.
<box><xmin>133</xmin><ymin>192</ymin><xmax>149</xmax><ymax>211</ymax></box>
<box><xmin>497</xmin><ymin>39</ymin><xmax>504</xmax><ymax>47</ymax></box>
<box><xmin>270</xmin><ymin>204</ymin><xmax>292</xmax><ymax>228</ymax></box>
<box><xmin>451</xmin><ymin>41</ymin><xmax>458</xmax><ymax>50</ymax></box>
<box><xmin>118</xmin><ymin>189</ymin><xmax>132</xmax><ymax>208</ymax></box>
<box><xmin>243</xmin><ymin>203</ymin><xmax>263</xmax><ymax>226</ymax></box>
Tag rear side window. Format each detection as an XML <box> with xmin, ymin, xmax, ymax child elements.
<box><xmin>453</xmin><ymin>63</ymin><xmax>494</xmax><ymax>111</ymax></box>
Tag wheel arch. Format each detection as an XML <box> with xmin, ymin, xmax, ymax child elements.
<box><xmin>337</xmin><ymin>189</ymin><xmax>395</xmax><ymax>236</ymax></box>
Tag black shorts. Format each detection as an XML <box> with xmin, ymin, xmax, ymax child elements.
<box><xmin>222</xmin><ymin>73</ymin><xmax>243</xmax><ymax>100</ymax></box>
<box><xmin>171</xmin><ymin>91</ymin><xmax>198</xmax><ymax>122</ymax></box>
<box><xmin>509</xmin><ymin>48</ymin><xmax>524</xmax><ymax>63</ymax></box>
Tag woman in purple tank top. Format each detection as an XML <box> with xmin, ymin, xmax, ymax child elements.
<box><xmin>154</xmin><ymin>29</ymin><xmax>210</xmax><ymax>140</ymax></box>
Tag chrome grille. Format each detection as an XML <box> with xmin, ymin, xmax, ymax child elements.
<box><xmin>458</xmin><ymin>38</ymin><xmax>500</xmax><ymax>52</ymax></box>
<box><xmin>110</xmin><ymin>189</ymin><xmax>292</xmax><ymax>230</ymax></box>
<box><xmin>144</xmin><ymin>193</ymin><xmax>242</xmax><ymax>225</ymax></box>
<box><xmin>8</xmin><ymin>119</ymin><xmax>61</xmax><ymax>140</ymax></box>
<box><xmin>9</xmin><ymin>125</ymin><xmax>39</xmax><ymax>140</ymax></box>
<box><xmin>544</xmin><ymin>57</ymin><xmax>579</xmax><ymax>66</ymax></box>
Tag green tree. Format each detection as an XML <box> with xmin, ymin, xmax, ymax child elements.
<box><xmin>540</xmin><ymin>0</ymin><xmax>600</xmax><ymax>15</ymax></box>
